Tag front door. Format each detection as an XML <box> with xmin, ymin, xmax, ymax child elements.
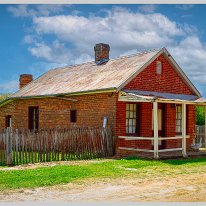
<box><xmin>152</xmin><ymin>103</ymin><xmax>166</xmax><ymax>149</ymax></box>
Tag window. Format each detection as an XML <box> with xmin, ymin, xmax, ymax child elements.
<box><xmin>126</xmin><ymin>104</ymin><xmax>138</xmax><ymax>134</ymax></box>
<box><xmin>28</xmin><ymin>106</ymin><xmax>39</xmax><ymax>131</ymax></box>
<box><xmin>156</xmin><ymin>61</ymin><xmax>162</xmax><ymax>75</ymax></box>
<box><xmin>70</xmin><ymin>110</ymin><xmax>77</xmax><ymax>123</ymax></box>
<box><xmin>176</xmin><ymin>105</ymin><xmax>182</xmax><ymax>134</ymax></box>
<box><xmin>5</xmin><ymin>115</ymin><xmax>12</xmax><ymax>128</ymax></box>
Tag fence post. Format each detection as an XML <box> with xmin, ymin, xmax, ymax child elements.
<box><xmin>6</xmin><ymin>128</ymin><xmax>12</xmax><ymax>166</ymax></box>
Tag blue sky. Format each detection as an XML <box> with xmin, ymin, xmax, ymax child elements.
<box><xmin>1</xmin><ymin>4</ymin><xmax>206</xmax><ymax>96</ymax></box>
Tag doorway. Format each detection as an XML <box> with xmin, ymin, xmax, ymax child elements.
<box><xmin>152</xmin><ymin>103</ymin><xmax>166</xmax><ymax>149</ymax></box>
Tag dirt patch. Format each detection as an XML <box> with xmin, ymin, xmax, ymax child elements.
<box><xmin>1</xmin><ymin>172</ymin><xmax>206</xmax><ymax>202</ymax></box>
<box><xmin>0</xmin><ymin>159</ymin><xmax>112</xmax><ymax>171</ymax></box>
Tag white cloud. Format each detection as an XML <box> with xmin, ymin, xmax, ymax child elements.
<box><xmin>32</xmin><ymin>8</ymin><xmax>185</xmax><ymax>59</ymax></box>
<box><xmin>28</xmin><ymin>40</ymin><xmax>92</xmax><ymax>65</ymax></box>
<box><xmin>138</xmin><ymin>5</ymin><xmax>157</xmax><ymax>13</ymax></box>
<box><xmin>169</xmin><ymin>36</ymin><xmax>206</xmax><ymax>84</ymax></box>
<box><xmin>23</xmin><ymin>35</ymin><xmax>36</xmax><ymax>44</ymax></box>
<box><xmin>0</xmin><ymin>80</ymin><xmax>18</xmax><ymax>93</ymax></box>
<box><xmin>7</xmin><ymin>5</ymin><xmax>66</xmax><ymax>18</ymax></box>
<box><xmin>28</xmin><ymin>40</ymin><xmax>73</xmax><ymax>64</ymax></box>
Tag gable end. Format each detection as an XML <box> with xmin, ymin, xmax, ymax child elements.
<box><xmin>118</xmin><ymin>48</ymin><xmax>200</xmax><ymax>97</ymax></box>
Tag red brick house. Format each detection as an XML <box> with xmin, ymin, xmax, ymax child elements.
<box><xmin>0</xmin><ymin>43</ymin><xmax>205</xmax><ymax>159</ymax></box>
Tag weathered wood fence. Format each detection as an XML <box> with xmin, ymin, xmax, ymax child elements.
<box><xmin>0</xmin><ymin>127</ymin><xmax>115</xmax><ymax>166</ymax></box>
<box><xmin>196</xmin><ymin>125</ymin><xmax>206</xmax><ymax>148</ymax></box>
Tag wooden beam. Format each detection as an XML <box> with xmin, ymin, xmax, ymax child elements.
<box><xmin>118</xmin><ymin>136</ymin><xmax>154</xmax><ymax>140</ymax></box>
<box><xmin>182</xmin><ymin>103</ymin><xmax>187</xmax><ymax>157</ymax></box>
<box><xmin>118</xmin><ymin>147</ymin><xmax>154</xmax><ymax>153</ymax></box>
<box><xmin>153</xmin><ymin>101</ymin><xmax>159</xmax><ymax>159</ymax></box>
<box><xmin>55</xmin><ymin>97</ymin><xmax>78</xmax><ymax>102</ymax></box>
<box><xmin>158</xmin><ymin>148</ymin><xmax>183</xmax><ymax>153</ymax></box>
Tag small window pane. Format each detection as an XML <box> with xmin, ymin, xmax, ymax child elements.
<box><xmin>126</xmin><ymin>127</ymin><xmax>129</xmax><ymax>133</ymax></box>
<box><xmin>130</xmin><ymin>112</ymin><xmax>133</xmax><ymax>118</ymax></box>
<box><xmin>133</xmin><ymin>119</ymin><xmax>136</xmax><ymax>126</ymax></box>
<box><xmin>126</xmin><ymin>111</ymin><xmax>129</xmax><ymax>118</ymax></box>
<box><xmin>178</xmin><ymin>113</ymin><xmax>182</xmax><ymax>119</ymax></box>
<box><xmin>126</xmin><ymin>104</ymin><xmax>129</xmax><ymax>110</ymax></box>
<box><xmin>132</xmin><ymin>126</ymin><xmax>136</xmax><ymax>133</ymax></box>
<box><xmin>126</xmin><ymin>119</ymin><xmax>129</xmax><ymax>127</ymax></box>
<box><xmin>130</xmin><ymin>104</ymin><xmax>133</xmax><ymax>111</ymax></box>
<box><xmin>176</xmin><ymin>126</ymin><xmax>180</xmax><ymax>133</ymax></box>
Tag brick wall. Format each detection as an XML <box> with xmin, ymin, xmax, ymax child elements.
<box><xmin>124</xmin><ymin>54</ymin><xmax>195</xmax><ymax>95</ymax></box>
<box><xmin>0</xmin><ymin>92</ymin><xmax>117</xmax><ymax>130</ymax></box>
<box><xmin>115</xmin><ymin>102</ymin><xmax>196</xmax><ymax>157</ymax></box>
<box><xmin>115</xmin><ymin>53</ymin><xmax>197</xmax><ymax>157</ymax></box>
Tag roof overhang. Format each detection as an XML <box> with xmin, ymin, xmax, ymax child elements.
<box><xmin>119</xmin><ymin>90</ymin><xmax>206</xmax><ymax>105</ymax></box>
<box><xmin>0</xmin><ymin>88</ymin><xmax>117</xmax><ymax>108</ymax></box>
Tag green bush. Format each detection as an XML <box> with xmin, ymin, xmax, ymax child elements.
<box><xmin>196</xmin><ymin>106</ymin><xmax>205</xmax><ymax>125</ymax></box>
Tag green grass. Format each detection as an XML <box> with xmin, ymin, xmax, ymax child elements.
<box><xmin>0</xmin><ymin>157</ymin><xmax>206</xmax><ymax>190</ymax></box>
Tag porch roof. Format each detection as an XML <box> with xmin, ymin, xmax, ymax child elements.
<box><xmin>119</xmin><ymin>90</ymin><xmax>206</xmax><ymax>105</ymax></box>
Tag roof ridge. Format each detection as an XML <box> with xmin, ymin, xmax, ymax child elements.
<box><xmin>51</xmin><ymin>47</ymin><xmax>162</xmax><ymax>71</ymax></box>
<box><xmin>111</xmin><ymin>47</ymin><xmax>161</xmax><ymax>61</ymax></box>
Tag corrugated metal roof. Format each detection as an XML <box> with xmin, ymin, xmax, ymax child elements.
<box><xmin>120</xmin><ymin>90</ymin><xmax>206</xmax><ymax>104</ymax></box>
<box><xmin>10</xmin><ymin>49</ymin><xmax>160</xmax><ymax>98</ymax></box>
<box><xmin>123</xmin><ymin>90</ymin><xmax>199</xmax><ymax>101</ymax></box>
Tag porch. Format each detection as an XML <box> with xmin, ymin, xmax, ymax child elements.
<box><xmin>117</xmin><ymin>90</ymin><xmax>206</xmax><ymax>159</ymax></box>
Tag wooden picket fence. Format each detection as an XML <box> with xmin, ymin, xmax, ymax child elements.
<box><xmin>0</xmin><ymin>127</ymin><xmax>115</xmax><ymax>166</ymax></box>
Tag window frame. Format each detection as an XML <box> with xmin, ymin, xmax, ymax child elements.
<box><xmin>176</xmin><ymin>104</ymin><xmax>182</xmax><ymax>135</ymax></box>
<box><xmin>156</xmin><ymin>60</ymin><xmax>162</xmax><ymax>75</ymax></box>
<box><xmin>126</xmin><ymin>103</ymin><xmax>140</xmax><ymax>136</ymax></box>
<box><xmin>70</xmin><ymin>110</ymin><xmax>77</xmax><ymax>123</ymax></box>
<box><xmin>5</xmin><ymin>115</ymin><xmax>12</xmax><ymax>128</ymax></box>
<box><xmin>28</xmin><ymin>106</ymin><xmax>39</xmax><ymax>131</ymax></box>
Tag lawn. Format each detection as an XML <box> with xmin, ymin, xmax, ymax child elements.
<box><xmin>0</xmin><ymin>157</ymin><xmax>206</xmax><ymax>191</ymax></box>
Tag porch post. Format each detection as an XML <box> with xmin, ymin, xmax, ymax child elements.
<box><xmin>153</xmin><ymin>101</ymin><xmax>159</xmax><ymax>159</ymax></box>
<box><xmin>182</xmin><ymin>103</ymin><xmax>187</xmax><ymax>157</ymax></box>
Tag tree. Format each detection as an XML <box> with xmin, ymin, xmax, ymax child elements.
<box><xmin>0</xmin><ymin>94</ymin><xmax>10</xmax><ymax>102</ymax></box>
<box><xmin>196</xmin><ymin>106</ymin><xmax>205</xmax><ymax>125</ymax></box>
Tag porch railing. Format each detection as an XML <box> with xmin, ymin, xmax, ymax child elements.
<box><xmin>118</xmin><ymin>135</ymin><xmax>190</xmax><ymax>158</ymax></box>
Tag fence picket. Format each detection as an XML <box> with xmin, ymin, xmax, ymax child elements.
<box><xmin>21</xmin><ymin>129</ymin><xmax>24</xmax><ymax>164</ymax></box>
<box><xmin>15</xmin><ymin>129</ymin><xmax>19</xmax><ymax>165</ymax></box>
<box><xmin>45</xmin><ymin>129</ymin><xmax>49</xmax><ymax>162</ymax></box>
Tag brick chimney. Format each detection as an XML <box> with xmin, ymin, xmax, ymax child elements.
<box><xmin>19</xmin><ymin>74</ymin><xmax>33</xmax><ymax>89</ymax></box>
<box><xmin>94</xmin><ymin>43</ymin><xmax>110</xmax><ymax>64</ymax></box>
